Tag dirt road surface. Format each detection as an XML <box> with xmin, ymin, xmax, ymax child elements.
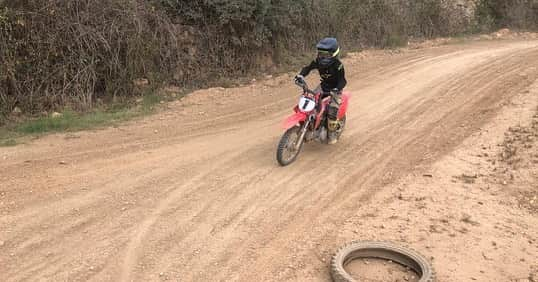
<box><xmin>1</xmin><ymin>40</ymin><xmax>537</xmax><ymax>282</ymax></box>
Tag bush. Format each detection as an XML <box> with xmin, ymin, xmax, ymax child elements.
<box><xmin>475</xmin><ymin>0</ymin><xmax>538</xmax><ymax>31</ymax></box>
<box><xmin>0</xmin><ymin>0</ymin><xmax>178</xmax><ymax>122</ymax></box>
<box><xmin>3</xmin><ymin>0</ymin><xmax>536</xmax><ymax>124</ymax></box>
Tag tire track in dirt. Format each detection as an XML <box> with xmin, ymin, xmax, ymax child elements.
<box><xmin>1</xmin><ymin>40</ymin><xmax>538</xmax><ymax>282</ymax></box>
<box><xmin>117</xmin><ymin>42</ymin><xmax>538</xmax><ymax>282</ymax></box>
<box><xmin>200</xmin><ymin>43</ymin><xmax>538</xmax><ymax>282</ymax></box>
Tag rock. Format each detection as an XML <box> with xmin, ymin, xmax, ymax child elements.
<box><xmin>461</xmin><ymin>214</ymin><xmax>480</xmax><ymax>226</ymax></box>
<box><xmin>12</xmin><ymin>107</ymin><xmax>22</xmax><ymax>115</ymax></box>
<box><xmin>462</xmin><ymin>173</ymin><xmax>478</xmax><ymax>179</ymax></box>
<box><xmin>133</xmin><ymin>78</ymin><xmax>149</xmax><ymax>86</ymax></box>
<box><xmin>494</xmin><ymin>28</ymin><xmax>511</xmax><ymax>38</ymax></box>
<box><xmin>59</xmin><ymin>161</ymin><xmax>67</xmax><ymax>165</ymax></box>
<box><xmin>51</xmin><ymin>112</ymin><xmax>62</xmax><ymax>118</ymax></box>
<box><xmin>65</xmin><ymin>134</ymin><xmax>81</xmax><ymax>140</ymax></box>
<box><xmin>0</xmin><ymin>240</ymin><xmax>5</xmax><ymax>247</ymax></box>
<box><xmin>159</xmin><ymin>272</ymin><xmax>164</xmax><ymax>276</ymax></box>
<box><xmin>460</xmin><ymin>173</ymin><xmax>478</xmax><ymax>184</ymax></box>
<box><xmin>530</xmin><ymin>270</ymin><xmax>538</xmax><ymax>282</ymax></box>
<box><xmin>498</xmin><ymin>28</ymin><xmax>510</xmax><ymax>35</ymax></box>
<box><xmin>135</xmin><ymin>98</ymin><xmax>143</xmax><ymax>103</ymax></box>
<box><xmin>482</xmin><ymin>252</ymin><xmax>493</xmax><ymax>260</ymax></box>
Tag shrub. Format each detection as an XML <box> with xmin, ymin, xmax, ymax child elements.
<box><xmin>475</xmin><ymin>0</ymin><xmax>538</xmax><ymax>31</ymax></box>
<box><xmin>3</xmin><ymin>0</ymin><xmax>536</xmax><ymax>124</ymax></box>
<box><xmin>0</xmin><ymin>0</ymin><xmax>178</xmax><ymax>122</ymax></box>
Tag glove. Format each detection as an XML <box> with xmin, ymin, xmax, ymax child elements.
<box><xmin>294</xmin><ymin>74</ymin><xmax>305</xmax><ymax>85</ymax></box>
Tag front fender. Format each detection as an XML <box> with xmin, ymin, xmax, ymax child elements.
<box><xmin>282</xmin><ymin>112</ymin><xmax>307</xmax><ymax>129</ymax></box>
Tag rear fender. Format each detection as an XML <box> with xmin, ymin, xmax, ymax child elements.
<box><xmin>337</xmin><ymin>92</ymin><xmax>351</xmax><ymax>119</ymax></box>
<box><xmin>282</xmin><ymin>111</ymin><xmax>307</xmax><ymax>129</ymax></box>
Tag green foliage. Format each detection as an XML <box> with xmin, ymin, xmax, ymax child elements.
<box><xmin>475</xmin><ymin>0</ymin><xmax>538</xmax><ymax>30</ymax></box>
<box><xmin>2</xmin><ymin>0</ymin><xmax>537</xmax><ymax>125</ymax></box>
<box><xmin>0</xmin><ymin>139</ymin><xmax>17</xmax><ymax>147</ymax></box>
<box><xmin>0</xmin><ymin>0</ymin><xmax>178</xmax><ymax>123</ymax></box>
<box><xmin>14</xmin><ymin>93</ymin><xmax>161</xmax><ymax>135</ymax></box>
<box><xmin>16</xmin><ymin>110</ymin><xmax>120</xmax><ymax>134</ymax></box>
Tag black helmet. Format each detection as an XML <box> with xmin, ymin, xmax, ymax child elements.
<box><xmin>316</xmin><ymin>37</ymin><xmax>340</xmax><ymax>67</ymax></box>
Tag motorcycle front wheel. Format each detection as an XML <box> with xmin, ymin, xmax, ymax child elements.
<box><xmin>276</xmin><ymin>125</ymin><xmax>305</xmax><ymax>166</ymax></box>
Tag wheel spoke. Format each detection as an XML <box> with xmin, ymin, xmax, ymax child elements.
<box><xmin>277</xmin><ymin>126</ymin><xmax>304</xmax><ymax>166</ymax></box>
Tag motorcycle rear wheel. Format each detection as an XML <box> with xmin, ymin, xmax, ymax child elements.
<box><xmin>276</xmin><ymin>126</ymin><xmax>305</xmax><ymax>166</ymax></box>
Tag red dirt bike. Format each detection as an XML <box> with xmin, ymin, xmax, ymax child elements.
<box><xmin>276</xmin><ymin>81</ymin><xmax>350</xmax><ymax>166</ymax></box>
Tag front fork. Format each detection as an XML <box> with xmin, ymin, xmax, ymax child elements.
<box><xmin>295</xmin><ymin>120</ymin><xmax>311</xmax><ymax>151</ymax></box>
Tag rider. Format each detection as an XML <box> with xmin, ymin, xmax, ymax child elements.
<box><xmin>294</xmin><ymin>37</ymin><xmax>347</xmax><ymax>144</ymax></box>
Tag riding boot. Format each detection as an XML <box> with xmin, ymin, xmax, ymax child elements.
<box><xmin>327</xmin><ymin>119</ymin><xmax>339</xmax><ymax>144</ymax></box>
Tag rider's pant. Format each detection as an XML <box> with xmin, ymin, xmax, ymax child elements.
<box><xmin>327</xmin><ymin>94</ymin><xmax>342</xmax><ymax>132</ymax></box>
<box><xmin>315</xmin><ymin>86</ymin><xmax>342</xmax><ymax>132</ymax></box>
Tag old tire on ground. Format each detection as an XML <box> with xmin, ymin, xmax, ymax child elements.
<box><xmin>331</xmin><ymin>241</ymin><xmax>435</xmax><ymax>282</ymax></box>
<box><xmin>276</xmin><ymin>126</ymin><xmax>304</xmax><ymax>166</ymax></box>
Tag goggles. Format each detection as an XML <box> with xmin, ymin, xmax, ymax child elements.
<box><xmin>317</xmin><ymin>50</ymin><xmax>332</xmax><ymax>59</ymax></box>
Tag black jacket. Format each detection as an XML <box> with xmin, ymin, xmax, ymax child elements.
<box><xmin>300</xmin><ymin>59</ymin><xmax>347</xmax><ymax>92</ymax></box>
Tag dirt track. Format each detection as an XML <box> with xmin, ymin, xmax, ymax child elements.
<box><xmin>1</xmin><ymin>40</ymin><xmax>538</xmax><ymax>282</ymax></box>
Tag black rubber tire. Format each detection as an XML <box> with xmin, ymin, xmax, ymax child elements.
<box><xmin>331</xmin><ymin>241</ymin><xmax>435</xmax><ymax>282</ymax></box>
<box><xmin>276</xmin><ymin>126</ymin><xmax>304</xmax><ymax>166</ymax></box>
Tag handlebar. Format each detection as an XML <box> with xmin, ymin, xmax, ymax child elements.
<box><xmin>295</xmin><ymin>80</ymin><xmax>340</xmax><ymax>97</ymax></box>
<box><xmin>295</xmin><ymin>80</ymin><xmax>317</xmax><ymax>95</ymax></box>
